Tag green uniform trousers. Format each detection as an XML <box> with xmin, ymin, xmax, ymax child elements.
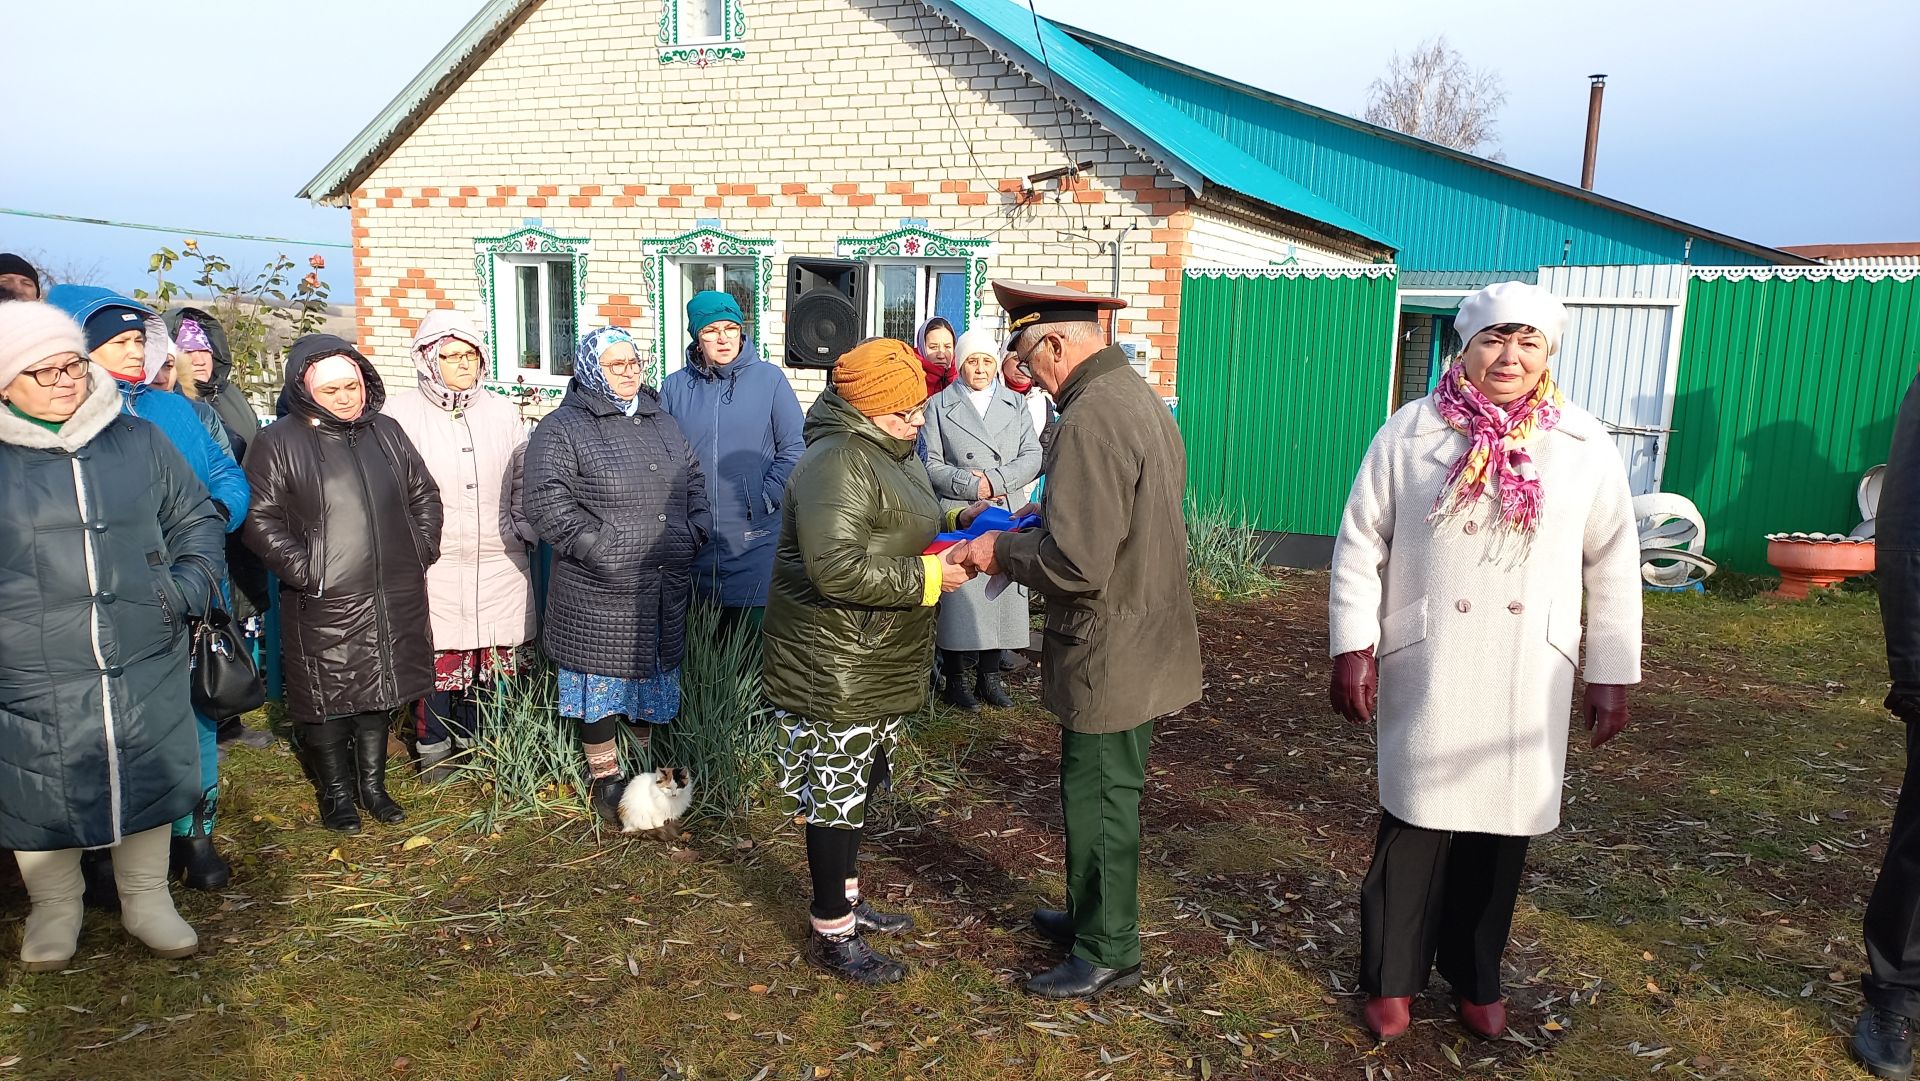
<box><xmin>1059</xmin><ymin>721</ymin><xmax>1153</xmax><ymax>970</ymax></box>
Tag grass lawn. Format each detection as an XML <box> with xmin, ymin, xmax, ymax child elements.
<box><xmin>0</xmin><ymin>574</ymin><xmax>1898</xmax><ymax>1080</ymax></box>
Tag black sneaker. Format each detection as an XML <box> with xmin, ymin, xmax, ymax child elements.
<box><xmin>807</xmin><ymin>929</ymin><xmax>907</xmax><ymax>985</ymax></box>
<box><xmin>852</xmin><ymin>900</ymin><xmax>914</xmax><ymax>935</ymax></box>
<box><xmin>1855</xmin><ymin>1005</ymin><xmax>1916</xmax><ymax>1080</ymax></box>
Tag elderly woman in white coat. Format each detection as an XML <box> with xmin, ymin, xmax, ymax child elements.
<box><xmin>922</xmin><ymin>327</ymin><xmax>1043</xmax><ymax>710</ymax></box>
<box><xmin>1327</xmin><ymin>281</ymin><xmax>1642</xmax><ymax>1044</ymax></box>
<box><xmin>385</xmin><ymin>310</ymin><xmax>537</xmax><ymax>780</ymax></box>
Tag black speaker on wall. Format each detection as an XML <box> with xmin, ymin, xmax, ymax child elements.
<box><xmin>785</xmin><ymin>256</ymin><xmax>867</xmax><ymax>369</ymax></box>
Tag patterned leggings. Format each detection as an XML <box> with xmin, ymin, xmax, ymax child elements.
<box><xmin>806</xmin><ymin>743</ymin><xmax>890</xmax><ymax>925</ymax></box>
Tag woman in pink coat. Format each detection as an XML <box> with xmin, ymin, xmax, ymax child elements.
<box><xmin>386</xmin><ymin>310</ymin><xmax>538</xmax><ymax>780</ymax></box>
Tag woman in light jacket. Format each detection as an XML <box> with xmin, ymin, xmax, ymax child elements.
<box><xmin>386</xmin><ymin>310</ymin><xmax>537</xmax><ymax>780</ymax></box>
<box><xmin>921</xmin><ymin>327</ymin><xmax>1042</xmax><ymax>710</ymax></box>
<box><xmin>1327</xmin><ymin>282</ymin><xmax>1642</xmax><ymax>1044</ymax></box>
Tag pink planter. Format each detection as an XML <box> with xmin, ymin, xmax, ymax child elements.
<box><xmin>1765</xmin><ymin>534</ymin><xmax>1875</xmax><ymax>599</ymax></box>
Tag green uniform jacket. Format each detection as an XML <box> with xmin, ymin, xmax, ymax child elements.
<box><xmin>995</xmin><ymin>346</ymin><xmax>1204</xmax><ymax>734</ymax></box>
<box><xmin>763</xmin><ymin>387</ymin><xmax>943</xmax><ymax>725</ymax></box>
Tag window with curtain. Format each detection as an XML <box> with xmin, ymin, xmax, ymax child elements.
<box><xmin>868</xmin><ymin>260</ymin><xmax>967</xmax><ymax>342</ymax></box>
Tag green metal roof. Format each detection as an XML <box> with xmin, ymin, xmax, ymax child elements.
<box><xmin>1068</xmin><ymin>28</ymin><xmax>1808</xmax><ymax>273</ymax></box>
<box><xmin>927</xmin><ymin>0</ymin><xmax>1394</xmax><ymax>251</ymax></box>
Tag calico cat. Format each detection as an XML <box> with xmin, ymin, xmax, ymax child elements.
<box><xmin>618</xmin><ymin>767</ymin><xmax>694</xmax><ymax>841</ymax></box>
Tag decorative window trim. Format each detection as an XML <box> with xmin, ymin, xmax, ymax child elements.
<box><xmin>835</xmin><ymin>227</ymin><xmax>995</xmax><ymax>327</ymax></box>
<box><xmin>1689</xmin><ymin>265</ymin><xmax>1918</xmax><ymax>283</ymax></box>
<box><xmin>658</xmin><ymin>0</ymin><xmax>746</xmax><ymax>66</ymax></box>
<box><xmin>473</xmin><ymin>227</ymin><xmax>590</xmax><ymax>402</ymax></box>
<box><xmin>1184</xmin><ymin>264</ymin><xmax>1397</xmax><ymax>281</ymax></box>
<box><xmin>641</xmin><ymin>227</ymin><xmax>779</xmax><ymax>387</ymax></box>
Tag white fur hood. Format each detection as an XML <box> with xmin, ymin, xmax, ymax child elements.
<box><xmin>0</xmin><ymin>369</ymin><xmax>124</xmax><ymax>453</ymax></box>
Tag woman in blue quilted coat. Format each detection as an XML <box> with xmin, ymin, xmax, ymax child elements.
<box><xmin>524</xmin><ymin>328</ymin><xmax>711</xmax><ymax>828</ymax></box>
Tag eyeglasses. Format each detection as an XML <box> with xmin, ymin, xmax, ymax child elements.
<box><xmin>440</xmin><ymin>347</ymin><xmax>481</xmax><ymax>365</ymax></box>
<box><xmin>23</xmin><ymin>359</ymin><xmax>89</xmax><ymax>387</ymax></box>
<box><xmin>601</xmin><ymin>359</ymin><xmax>643</xmax><ymax>375</ymax></box>
<box><xmin>699</xmin><ymin>324</ymin><xmax>744</xmax><ymax>341</ymax></box>
<box><xmin>891</xmin><ymin>406</ymin><xmax>927</xmax><ymax>425</ymax></box>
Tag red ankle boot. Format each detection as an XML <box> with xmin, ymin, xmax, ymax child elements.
<box><xmin>1456</xmin><ymin>996</ymin><xmax>1507</xmax><ymax>1039</ymax></box>
<box><xmin>1364</xmin><ymin>996</ymin><xmax>1412</xmax><ymax>1041</ymax></box>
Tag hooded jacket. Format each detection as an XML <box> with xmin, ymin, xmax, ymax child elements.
<box><xmin>525</xmin><ymin>379</ymin><xmax>711</xmax><ymax>680</ymax></box>
<box><xmin>241</xmin><ymin>336</ymin><xmax>444</xmax><ymax>721</ymax></box>
<box><xmin>45</xmin><ymin>285</ymin><xmax>249</xmax><ymax>534</ymax></box>
<box><xmin>762</xmin><ymin>388</ymin><xmax>942</xmax><ymax>725</ymax></box>
<box><xmin>165</xmin><ymin>305</ymin><xmax>260</xmax><ymax>461</ymax></box>
<box><xmin>0</xmin><ymin>368</ymin><xmax>226</xmax><ymax>850</ymax></box>
<box><xmin>658</xmin><ymin>338</ymin><xmax>804</xmax><ymax>608</ymax></box>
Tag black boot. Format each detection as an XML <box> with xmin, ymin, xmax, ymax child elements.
<box><xmin>940</xmin><ymin>653</ymin><xmax>980</xmax><ymax>712</ymax></box>
<box><xmin>170</xmin><ymin>788</ymin><xmax>231</xmax><ymax>891</ymax></box>
<box><xmin>807</xmin><ymin>929</ymin><xmax>907</xmax><ymax>985</ymax></box>
<box><xmin>350</xmin><ymin>714</ymin><xmax>406</xmax><ymax>824</ymax></box>
<box><xmin>1854</xmin><ymin>1006</ymin><xmax>1916</xmax><ymax>1080</ymax></box>
<box><xmin>80</xmin><ymin>848</ymin><xmax>119</xmax><ymax>912</ymax></box>
<box><xmin>588</xmin><ymin>774</ymin><xmax>629</xmax><ymax>829</ymax></box>
<box><xmin>976</xmin><ymin>651</ymin><xmax>1014</xmax><ymax>709</ymax></box>
<box><xmin>1031</xmin><ymin>907</ymin><xmax>1074</xmax><ymax>947</ymax></box>
<box><xmin>302</xmin><ymin>724</ymin><xmax>362</xmax><ymax>834</ymax></box>
<box><xmin>1024</xmin><ymin>955</ymin><xmax>1142</xmax><ymax>1000</ymax></box>
<box><xmin>852</xmin><ymin>900</ymin><xmax>915</xmax><ymax>935</ymax></box>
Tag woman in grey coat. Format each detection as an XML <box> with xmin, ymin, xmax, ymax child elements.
<box><xmin>921</xmin><ymin>327</ymin><xmax>1042</xmax><ymax>709</ymax></box>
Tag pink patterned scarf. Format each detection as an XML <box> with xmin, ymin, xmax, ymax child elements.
<box><xmin>1427</xmin><ymin>363</ymin><xmax>1564</xmax><ymax>539</ymax></box>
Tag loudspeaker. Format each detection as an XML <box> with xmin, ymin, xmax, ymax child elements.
<box><xmin>785</xmin><ymin>256</ymin><xmax>866</xmax><ymax>369</ymax></box>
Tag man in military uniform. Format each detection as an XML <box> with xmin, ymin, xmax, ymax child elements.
<box><xmin>959</xmin><ymin>281</ymin><xmax>1204</xmax><ymax>999</ymax></box>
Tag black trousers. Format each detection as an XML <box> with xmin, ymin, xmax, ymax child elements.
<box><xmin>806</xmin><ymin>743</ymin><xmax>891</xmax><ymax>923</ymax></box>
<box><xmin>1359</xmin><ymin>810</ymin><xmax>1530</xmax><ymax>1004</ymax></box>
<box><xmin>1866</xmin><ymin>721</ymin><xmax>1920</xmax><ymax>1017</ymax></box>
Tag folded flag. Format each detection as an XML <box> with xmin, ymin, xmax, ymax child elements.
<box><xmin>923</xmin><ymin>505</ymin><xmax>1043</xmax><ymax>555</ymax></box>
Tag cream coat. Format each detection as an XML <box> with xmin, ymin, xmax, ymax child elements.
<box><xmin>385</xmin><ymin>388</ymin><xmax>537</xmax><ymax>652</ymax></box>
<box><xmin>1328</xmin><ymin>395</ymin><xmax>1642</xmax><ymax>837</ymax></box>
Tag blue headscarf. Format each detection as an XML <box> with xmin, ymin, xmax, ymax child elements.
<box><xmin>575</xmin><ymin>326</ymin><xmax>640</xmax><ymax>415</ymax></box>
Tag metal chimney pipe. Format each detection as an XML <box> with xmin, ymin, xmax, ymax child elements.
<box><xmin>1581</xmin><ymin>74</ymin><xmax>1607</xmax><ymax>190</ymax></box>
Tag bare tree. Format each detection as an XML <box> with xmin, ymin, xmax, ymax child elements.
<box><xmin>1364</xmin><ymin>37</ymin><xmax>1508</xmax><ymax>160</ymax></box>
<box><xmin>16</xmin><ymin>247</ymin><xmax>107</xmax><ymax>288</ymax></box>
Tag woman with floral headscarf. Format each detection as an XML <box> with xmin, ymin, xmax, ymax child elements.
<box><xmin>1327</xmin><ymin>282</ymin><xmax>1642</xmax><ymax>1043</ymax></box>
<box><xmin>386</xmin><ymin>310</ymin><xmax>537</xmax><ymax>781</ymax></box>
<box><xmin>524</xmin><ymin>327</ymin><xmax>710</xmax><ymax>828</ymax></box>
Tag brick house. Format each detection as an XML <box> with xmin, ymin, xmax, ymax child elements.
<box><xmin>299</xmin><ymin>0</ymin><xmax>1395</xmax><ymax>408</ymax></box>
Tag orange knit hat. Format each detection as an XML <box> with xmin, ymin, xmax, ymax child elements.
<box><xmin>832</xmin><ymin>338</ymin><xmax>926</xmax><ymax>418</ymax></box>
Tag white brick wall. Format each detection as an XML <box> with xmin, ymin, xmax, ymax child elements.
<box><xmin>348</xmin><ymin>0</ymin><xmax>1363</xmax><ymax>405</ymax></box>
<box><xmin>1187</xmin><ymin>206</ymin><xmax>1352</xmax><ymax>270</ymax></box>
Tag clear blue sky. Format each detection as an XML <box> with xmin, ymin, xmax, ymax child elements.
<box><xmin>3</xmin><ymin>0</ymin><xmax>1914</xmax><ymax>296</ymax></box>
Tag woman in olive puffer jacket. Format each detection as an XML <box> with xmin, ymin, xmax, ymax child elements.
<box><xmin>243</xmin><ymin>335</ymin><xmax>443</xmax><ymax>834</ymax></box>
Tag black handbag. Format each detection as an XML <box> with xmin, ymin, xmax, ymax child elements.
<box><xmin>180</xmin><ymin>554</ymin><xmax>266</xmax><ymax>719</ymax></box>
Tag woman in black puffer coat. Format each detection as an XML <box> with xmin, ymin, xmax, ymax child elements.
<box><xmin>242</xmin><ymin>335</ymin><xmax>442</xmax><ymax>833</ymax></box>
<box><xmin>0</xmin><ymin>302</ymin><xmax>224</xmax><ymax>970</ymax></box>
<box><xmin>525</xmin><ymin>327</ymin><xmax>709</xmax><ymax>828</ymax></box>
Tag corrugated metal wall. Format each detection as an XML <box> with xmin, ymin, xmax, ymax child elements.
<box><xmin>1538</xmin><ymin>265</ymin><xmax>1687</xmax><ymax>494</ymax></box>
<box><xmin>1664</xmin><ymin>273</ymin><xmax>1920</xmax><ymax>572</ymax></box>
<box><xmin>1088</xmin><ymin>43</ymin><xmax>1780</xmax><ymax>273</ymax></box>
<box><xmin>1176</xmin><ymin>268</ymin><xmax>1399</xmax><ymax>536</ymax></box>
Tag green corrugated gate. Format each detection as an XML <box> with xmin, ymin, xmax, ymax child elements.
<box><xmin>1664</xmin><ymin>272</ymin><xmax>1920</xmax><ymax>573</ymax></box>
<box><xmin>1175</xmin><ymin>267</ymin><xmax>1399</xmax><ymax>536</ymax></box>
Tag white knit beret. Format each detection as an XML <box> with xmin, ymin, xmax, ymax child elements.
<box><xmin>0</xmin><ymin>301</ymin><xmax>88</xmax><ymax>388</ymax></box>
<box><xmin>1454</xmin><ymin>281</ymin><xmax>1570</xmax><ymax>356</ymax></box>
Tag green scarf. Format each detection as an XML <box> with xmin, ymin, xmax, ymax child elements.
<box><xmin>5</xmin><ymin>401</ymin><xmax>63</xmax><ymax>433</ymax></box>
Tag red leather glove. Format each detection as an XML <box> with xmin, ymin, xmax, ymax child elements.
<box><xmin>1584</xmin><ymin>683</ymin><xmax>1630</xmax><ymax>748</ymax></box>
<box><xmin>1331</xmin><ymin>647</ymin><xmax>1378</xmax><ymax>725</ymax></box>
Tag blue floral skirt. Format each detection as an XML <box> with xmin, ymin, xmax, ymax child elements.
<box><xmin>557</xmin><ymin>667</ymin><xmax>681</xmax><ymax>724</ymax></box>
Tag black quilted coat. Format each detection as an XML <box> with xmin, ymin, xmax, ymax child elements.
<box><xmin>0</xmin><ymin>370</ymin><xmax>226</xmax><ymax>850</ymax></box>
<box><xmin>524</xmin><ymin>382</ymin><xmax>711</xmax><ymax>681</ymax></box>
<box><xmin>241</xmin><ymin>336</ymin><xmax>443</xmax><ymax>723</ymax></box>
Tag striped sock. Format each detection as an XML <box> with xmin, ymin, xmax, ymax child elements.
<box><xmin>811</xmin><ymin>912</ymin><xmax>857</xmax><ymax>938</ymax></box>
<box><xmin>844</xmin><ymin>878</ymin><xmax>861</xmax><ymax>906</ymax></box>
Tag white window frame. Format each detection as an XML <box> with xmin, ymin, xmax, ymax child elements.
<box><xmin>492</xmin><ymin>254</ymin><xmax>577</xmax><ymax>387</ymax></box>
<box><xmin>865</xmin><ymin>258</ymin><xmax>968</xmax><ymax>340</ymax></box>
<box><xmin>661</xmin><ymin>256</ymin><xmax>759</xmax><ymax>379</ymax></box>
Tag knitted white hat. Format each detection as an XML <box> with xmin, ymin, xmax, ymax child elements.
<box><xmin>1454</xmin><ymin>282</ymin><xmax>1570</xmax><ymax>356</ymax></box>
<box><xmin>0</xmin><ymin>301</ymin><xmax>88</xmax><ymax>388</ymax></box>
<box><xmin>953</xmin><ymin>326</ymin><xmax>1001</xmax><ymax>366</ymax></box>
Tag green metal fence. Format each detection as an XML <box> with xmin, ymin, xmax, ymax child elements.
<box><xmin>1175</xmin><ymin>267</ymin><xmax>1399</xmax><ymax>537</ymax></box>
<box><xmin>1664</xmin><ymin>272</ymin><xmax>1920</xmax><ymax>574</ymax></box>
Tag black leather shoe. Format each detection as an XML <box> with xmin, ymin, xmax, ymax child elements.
<box><xmin>942</xmin><ymin>677</ymin><xmax>981</xmax><ymax>712</ymax></box>
<box><xmin>588</xmin><ymin>775</ymin><xmax>629</xmax><ymax>829</ymax></box>
<box><xmin>1024</xmin><ymin>955</ymin><xmax>1141</xmax><ymax>1000</ymax></box>
<box><xmin>853</xmin><ymin>900</ymin><xmax>914</xmax><ymax>935</ymax></box>
<box><xmin>807</xmin><ymin>930</ymin><xmax>907</xmax><ymax>985</ymax></box>
<box><xmin>1854</xmin><ymin>1006</ymin><xmax>1916</xmax><ymax>1080</ymax></box>
<box><xmin>350</xmin><ymin>715</ymin><xmax>406</xmax><ymax>825</ymax></box>
<box><xmin>1031</xmin><ymin>907</ymin><xmax>1074</xmax><ymax>947</ymax></box>
<box><xmin>303</xmin><ymin>735</ymin><xmax>363</xmax><ymax>834</ymax></box>
<box><xmin>977</xmin><ymin>672</ymin><xmax>1014</xmax><ymax>709</ymax></box>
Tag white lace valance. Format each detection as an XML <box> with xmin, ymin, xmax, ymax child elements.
<box><xmin>1185</xmin><ymin>265</ymin><xmax>1396</xmax><ymax>281</ymax></box>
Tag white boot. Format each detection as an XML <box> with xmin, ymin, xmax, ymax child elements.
<box><xmin>13</xmin><ymin>848</ymin><xmax>85</xmax><ymax>972</ymax></box>
<box><xmin>112</xmin><ymin>826</ymin><xmax>198</xmax><ymax>960</ymax></box>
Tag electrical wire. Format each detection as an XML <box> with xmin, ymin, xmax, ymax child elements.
<box><xmin>0</xmin><ymin>206</ymin><xmax>351</xmax><ymax>249</ymax></box>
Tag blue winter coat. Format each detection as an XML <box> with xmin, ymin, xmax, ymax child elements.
<box><xmin>46</xmin><ymin>286</ymin><xmax>250</xmax><ymax>533</ymax></box>
<box><xmin>658</xmin><ymin>339</ymin><xmax>804</xmax><ymax>608</ymax></box>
